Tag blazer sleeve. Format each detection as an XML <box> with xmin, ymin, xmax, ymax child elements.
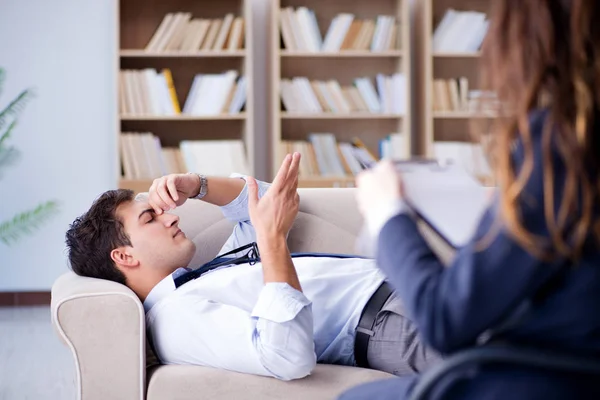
<box><xmin>376</xmin><ymin>203</ymin><xmax>559</xmax><ymax>354</ymax></box>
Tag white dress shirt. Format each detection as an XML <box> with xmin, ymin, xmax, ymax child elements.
<box><xmin>144</xmin><ymin>177</ymin><xmax>386</xmax><ymax>380</ymax></box>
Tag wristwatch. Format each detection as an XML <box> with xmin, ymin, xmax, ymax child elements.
<box><xmin>189</xmin><ymin>173</ymin><xmax>208</xmax><ymax>199</ymax></box>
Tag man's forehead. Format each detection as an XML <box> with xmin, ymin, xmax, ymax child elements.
<box><xmin>117</xmin><ymin>197</ymin><xmax>150</xmax><ymax>221</ymax></box>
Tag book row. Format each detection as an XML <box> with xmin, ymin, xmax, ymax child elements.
<box><xmin>281</xmin><ymin>74</ymin><xmax>406</xmax><ymax>114</ymax></box>
<box><xmin>145</xmin><ymin>12</ymin><xmax>245</xmax><ymax>52</ymax></box>
<box><xmin>120</xmin><ymin>133</ymin><xmax>250</xmax><ymax>179</ymax></box>
<box><xmin>279</xmin><ymin>7</ymin><xmax>400</xmax><ymax>52</ymax></box>
<box><xmin>119</xmin><ymin>69</ymin><xmax>246</xmax><ymax>116</ymax></box>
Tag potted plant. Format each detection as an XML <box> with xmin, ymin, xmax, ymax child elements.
<box><xmin>0</xmin><ymin>68</ymin><xmax>59</xmax><ymax>245</ymax></box>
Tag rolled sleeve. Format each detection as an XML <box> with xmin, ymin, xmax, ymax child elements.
<box><xmin>251</xmin><ymin>282</ymin><xmax>312</xmax><ymax>322</ymax></box>
<box><xmin>220</xmin><ymin>173</ymin><xmax>271</xmax><ymax>222</ymax></box>
<box><xmin>251</xmin><ymin>282</ymin><xmax>316</xmax><ymax>380</ymax></box>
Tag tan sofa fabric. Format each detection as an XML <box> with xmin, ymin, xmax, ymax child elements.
<box><xmin>147</xmin><ymin>364</ymin><xmax>393</xmax><ymax>400</ymax></box>
<box><xmin>51</xmin><ymin>187</ymin><xmax>396</xmax><ymax>400</ymax></box>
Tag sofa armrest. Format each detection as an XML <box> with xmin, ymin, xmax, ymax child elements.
<box><xmin>51</xmin><ymin>272</ymin><xmax>146</xmax><ymax>400</ymax></box>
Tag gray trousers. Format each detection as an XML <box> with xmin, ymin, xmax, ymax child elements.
<box><xmin>365</xmin><ymin>289</ymin><xmax>442</xmax><ymax>376</ymax></box>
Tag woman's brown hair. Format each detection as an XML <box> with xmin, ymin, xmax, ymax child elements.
<box><xmin>480</xmin><ymin>0</ymin><xmax>600</xmax><ymax>260</ymax></box>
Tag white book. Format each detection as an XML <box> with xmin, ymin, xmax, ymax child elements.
<box><xmin>464</xmin><ymin>17</ymin><xmax>489</xmax><ymax>52</ymax></box>
<box><xmin>157</xmin><ymin>73</ymin><xmax>176</xmax><ymax>115</ymax></box>
<box><xmin>296</xmin><ymin>7</ymin><xmax>319</xmax><ymax>52</ymax></box>
<box><xmin>355</xmin><ymin>78</ymin><xmax>381</xmax><ymax>113</ymax></box>
<box><xmin>212</xmin><ymin>13</ymin><xmax>235</xmax><ymax>50</ymax></box>
<box><xmin>308</xmin><ymin>134</ymin><xmax>331</xmax><ymax>175</ymax></box>
<box><xmin>182</xmin><ymin>75</ymin><xmax>203</xmax><ymax>113</ymax></box>
<box><xmin>191</xmin><ymin>74</ymin><xmax>218</xmax><ymax>115</ymax></box>
<box><xmin>227</xmin><ymin>17</ymin><xmax>244</xmax><ymax>50</ymax></box>
<box><xmin>122</xmin><ymin>134</ymin><xmax>141</xmax><ymax>179</ymax></box>
<box><xmin>287</xmin><ymin>7</ymin><xmax>308</xmax><ymax>51</ymax></box>
<box><xmin>398</xmin><ymin>162</ymin><xmax>491</xmax><ymax>248</ymax></box>
<box><xmin>228</xmin><ymin>76</ymin><xmax>247</xmax><ymax>113</ymax></box>
<box><xmin>145</xmin><ymin>13</ymin><xmax>175</xmax><ymax>51</ymax></box>
<box><xmin>307</xmin><ymin>9</ymin><xmax>323</xmax><ymax>50</ymax></box>
<box><xmin>432</xmin><ymin>9</ymin><xmax>459</xmax><ymax>51</ymax></box>
<box><xmin>371</xmin><ymin>15</ymin><xmax>387</xmax><ymax>51</ymax></box>
<box><xmin>376</xmin><ymin>74</ymin><xmax>388</xmax><ymax>112</ymax></box>
<box><xmin>328</xmin><ymin>81</ymin><xmax>351</xmax><ymax>113</ymax></box>
<box><xmin>279</xmin><ymin>8</ymin><xmax>297</xmax><ymax>50</ymax></box>
<box><xmin>320</xmin><ymin>133</ymin><xmax>346</xmax><ymax>175</ymax></box>
<box><xmin>165</xmin><ymin>13</ymin><xmax>192</xmax><ymax>50</ymax></box>
<box><xmin>119</xmin><ymin>134</ymin><xmax>135</xmax><ymax>178</ymax></box>
<box><xmin>392</xmin><ymin>73</ymin><xmax>406</xmax><ymax>114</ymax></box>
<box><xmin>338</xmin><ymin>142</ymin><xmax>364</xmax><ymax>175</ymax></box>
<box><xmin>280</xmin><ymin>79</ymin><xmax>297</xmax><ymax>112</ymax></box>
<box><xmin>156</xmin><ymin>13</ymin><xmax>186</xmax><ymax>52</ymax></box>
<box><xmin>296</xmin><ymin>77</ymin><xmax>322</xmax><ymax>112</ymax></box>
<box><xmin>439</xmin><ymin>12</ymin><xmax>470</xmax><ymax>52</ymax></box>
<box><xmin>323</xmin><ymin>14</ymin><xmax>354</xmax><ymax>51</ymax></box>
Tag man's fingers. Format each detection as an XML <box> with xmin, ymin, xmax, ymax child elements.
<box><xmin>272</xmin><ymin>154</ymin><xmax>292</xmax><ymax>190</ymax></box>
<box><xmin>286</xmin><ymin>152</ymin><xmax>301</xmax><ymax>183</ymax></box>
<box><xmin>156</xmin><ymin>179</ymin><xmax>176</xmax><ymax>210</ymax></box>
<box><xmin>166</xmin><ymin>176</ymin><xmax>179</xmax><ymax>202</ymax></box>
<box><xmin>247</xmin><ymin>176</ymin><xmax>259</xmax><ymax>209</ymax></box>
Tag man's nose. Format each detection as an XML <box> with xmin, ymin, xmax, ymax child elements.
<box><xmin>162</xmin><ymin>212</ymin><xmax>179</xmax><ymax>227</ymax></box>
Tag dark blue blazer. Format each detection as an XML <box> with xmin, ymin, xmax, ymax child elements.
<box><xmin>373</xmin><ymin>110</ymin><xmax>600</xmax><ymax>399</ymax></box>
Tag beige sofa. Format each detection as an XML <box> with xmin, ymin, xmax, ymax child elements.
<box><xmin>51</xmin><ymin>188</ymin><xmax>397</xmax><ymax>400</ymax></box>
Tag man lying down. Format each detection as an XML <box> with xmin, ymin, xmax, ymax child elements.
<box><xmin>65</xmin><ymin>153</ymin><xmax>439</xmax><ymax>380</ymax></box>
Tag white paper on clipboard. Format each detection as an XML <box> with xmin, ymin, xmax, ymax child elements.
<box><xmin>396</xmin><ymin>161</ymin><xmax>492</xmax><ymax>248</ymax></box>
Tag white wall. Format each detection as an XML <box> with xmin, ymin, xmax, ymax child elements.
<box><xmin>0</xmin><ymin>0</ymin><xmax>117</xmax><ymax>290</ymax></box>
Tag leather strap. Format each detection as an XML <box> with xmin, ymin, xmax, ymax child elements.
<box><xmin>354</xmin><ymin>281</ymin><xmax>394</xmax><ymax>368</ymax></box>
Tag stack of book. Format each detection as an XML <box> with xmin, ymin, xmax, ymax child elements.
<box><xmin>280</xmin><ymin>75</ymin><xmax>406</xmax><ymax>114</ymax></box>
<box><xmin>120</xmin><ymin>133</ymin><xmax>250</xmax><ymax>179</ymax></box>
<box><xmin>119</xmin><ymin>69</ymin><xmax>246</xmax><ymax>116</ymax></box>
<box><xmin>280</xmin><ymin>133</ymin><xmax>408</xmax><ymax>177</ymax></box>
<box><xmin>120</xmin><ymin>69</ymin><xmax>180</xmax><ymax>116</ymax></box>
<box><xmin>280</xmin><ymin>7</ymin><xmax>399</xmax><ymax>52</ymax></box>
<box><xmin>432</xmin><ymin>9</ymin><xmax>488</xmax><ymax>53</ymax></box>
<box><xmin>432</xmin><ymin>78</ymin><xmax>497</xmax><ymax>114</ymax></box>
<box><xmin>182</xmin><ymin>71</ymin><xmax>246</xmax><ymax>116</ymax></box>
<box><xmin>433</xmin><ymin>141</ymin><xmax>492</xmax><ymax>179</ymax></box>
<box><xmin>145</xmin><ymin>12</ymin><xmax>245</xmax><ymax>52</ymax></box>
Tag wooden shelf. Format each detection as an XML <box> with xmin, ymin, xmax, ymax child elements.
<box><xmin>433</xmin><ymin>111</ymin><xmax>496</xmax><ymax>119</ymax></box>
<box><xmin>119</xmin><ymin>179</ymin><xmax>154</xmax><ymax>194</ymax></box>
<box><xmin>120</xmin><ymin>113</ymin><xmax>247</xmax><ymax>121</ymax></box>
<box><xmin>117</xmin><ymin>0</ymin><xmax>255</xmax><ymax>186</ymax></box>
<box><xmin>120</xmin><ymin>50</ymin><xmax>246</xmax><ymax>58</ymax></box>
<box><xmin>280</xmin><ymin>50</ymin><xmax>404</xmax><ymax>58</ymax></box>
<box><xmin>433</xmin><ymin>52</ymin><xmax>481</xmax><ymax>58</ymax></box>
<box><xmin>298</xmin><ymin>176</ymin><xmax>356</xmax><ymax>188</ymax></box>
<box><xmin>271</xmin><ymin>0</ymin><xmax>412</xmax><ymax>186</ymax></box>
<box><xmin>281</xmin><ymin>112</ymin><xmax>404</xmax><ymax>119</ymax></box>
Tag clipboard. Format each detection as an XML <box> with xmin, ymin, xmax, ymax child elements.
<box><xmin>394</xmin><ymin>159</ymin><xmax>491</xmax><ymax>250</ymax></box>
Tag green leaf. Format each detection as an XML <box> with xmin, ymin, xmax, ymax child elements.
<box><xmin>0</xmin><ymin>89</ymin><xmax>33</xmax><ymax>133</ymax></box>
<box><xmin>0</xmin><ymin>201</ymin><xmax>60</xmax><ymax>245</ymax></box>
<box><xmin>0</xmin><ymin>118</ymin><xmax>17</xmax><ymax>150</ymax></box>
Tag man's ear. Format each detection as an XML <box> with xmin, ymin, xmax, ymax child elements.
<box><xmin>110</xmin><ymin>247</ymin><xmax>140</xmax><ymax>271</ymax></box>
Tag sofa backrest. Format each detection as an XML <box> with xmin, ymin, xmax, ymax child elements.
<box><xmin>171</xmin><ymin>188</ymin><xmax>365</xmax><ymax>268</ymax></box>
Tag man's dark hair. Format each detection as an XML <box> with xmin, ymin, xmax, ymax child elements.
<box><xmin>65</xmin><ymin>189</ymin><xmax>135</xmax><ymax>285</ymax></box>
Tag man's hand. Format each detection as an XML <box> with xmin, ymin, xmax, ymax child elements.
<box><xmin>247</xmin><ymin>153</ymin><xmax>301</xmax><ymax>242</ymax></box>
<box><xmin>355</xmin><ymin>160</ymin><xmax>404</xmax><ymax>217</ymax></box>
<box><xmin>148</xmin><ymin>173</ymin><xmax>199</xmax><ymax>215</ymax></box>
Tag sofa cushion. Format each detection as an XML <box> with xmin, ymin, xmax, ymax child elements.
<box><xmin>147</xmin><ymin>364</ymin><xmax>394</xmax><ymax>400</ymax></box>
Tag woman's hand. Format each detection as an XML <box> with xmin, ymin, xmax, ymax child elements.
<box><xmin>355</xmin><ymin>160</ymin><xmax>404</xmax><ymax>217</ymax></box>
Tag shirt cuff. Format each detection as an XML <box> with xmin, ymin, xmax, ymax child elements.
<box><xmin>220</xmin><ymin>174</ymin><xmax>271</xmax><ymax>221</ymax></box>
<box><xmin>365</xmin><ymin>199</ymin><xmax>410</xmax><ymax>238</ymax></box>
<box><xmin>251</xmin><ymin>283</ymin><xmax>312</xmax><ymax>323</ymax></box>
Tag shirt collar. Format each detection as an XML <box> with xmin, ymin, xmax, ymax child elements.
<box><xmin>143</xmin><ymin>267</ymin><xmax>189</xmax><ymax>313</ymax></box>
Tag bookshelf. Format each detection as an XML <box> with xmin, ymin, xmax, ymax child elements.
<box><xmin>270</xmin><ymin>0</ymin><xmax>411</xmax><ymax>188</ymax></box>
<box><xmin>419</xmin><ymin>0</ymin><xmax>492</xmax><ymax>156</ymax></box>
<box><xmin>117</xmin><ymin>0</ymin><xmax>253</xmax><ymax>193</ymax></box>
